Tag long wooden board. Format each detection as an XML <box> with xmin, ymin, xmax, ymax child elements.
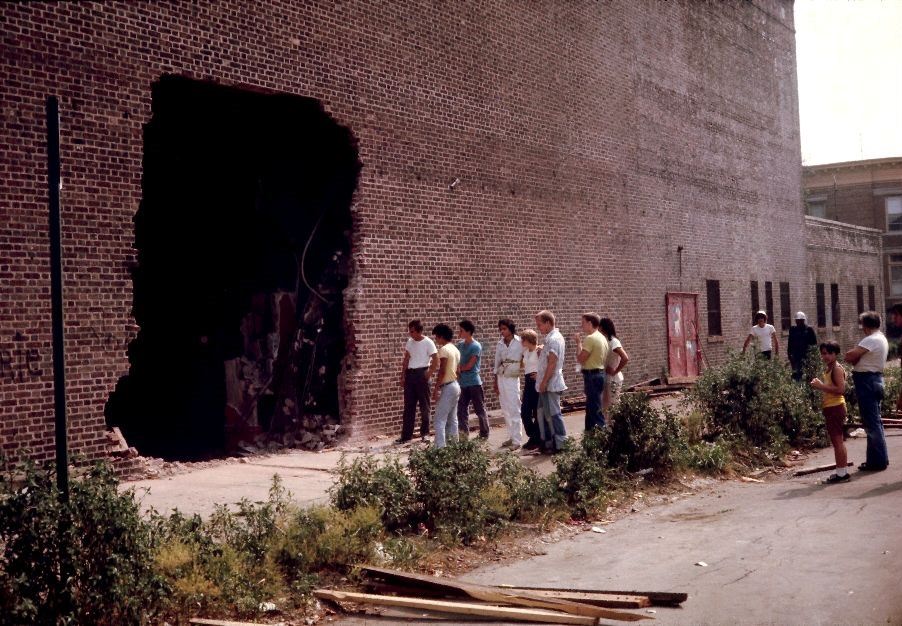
<box><xmin>364</xmin><ymin>581</ymin><xmax>650</xmax><ymax>609</ymax></box>
<box><xmin>314</xmin><ymin>589</ymin><xmax>600</xmax><ymax>625</ymax></box>
<box><xmin>497</xmin><ymin>584</ymin><xmax>688</xmax><ymax>607</ymax></box>
<box><xmin>793</xmin><ymin>462</ymin><xmax>854</xmax><ymax>477</ymax></box>
<box><xmin>496</xmin><ymin>588</ymin><xmax>651</xmax><ymax>609</ymax></box>
<box><xmin>359</xmin><ymin>565</ymin><xmax>650</xmax><ymax>621</ymax></box>
<box><xmin>188</xmin><ymin>617</ymin><xmax>266</xmax><ymax>626</ymax></box>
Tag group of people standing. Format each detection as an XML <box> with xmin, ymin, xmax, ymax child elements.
<box><xmin>741</xmin><ymin>307</ymin><xmax>895</xmax><ymax>484</ymax></box>
<box><xmin>397</xmin><ymin>310</ymin><xmax>629</xmax><ymax>453</ymax></box>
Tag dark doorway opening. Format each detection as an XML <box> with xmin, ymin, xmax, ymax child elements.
<box><xmin>106</xmin><ymin>75</ymin><xmax>360</xmax><ymax>459</ymax></box>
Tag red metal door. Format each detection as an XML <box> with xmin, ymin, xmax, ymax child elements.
<box><xmin>666</xmin><ymin>292</ymin><xmax>700</xmax><ymax>383</ymax></box>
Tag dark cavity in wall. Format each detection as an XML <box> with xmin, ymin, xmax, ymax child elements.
<box><xmin>106</xmin><ymin>75</ymin><xmax>360</xmax><ymax>459</ymax></box>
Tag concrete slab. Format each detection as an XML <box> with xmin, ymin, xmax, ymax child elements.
<box><xmin>125</xmin><ymin>411</ymin><xmax>588</xmax><ymax>517</ymax></box>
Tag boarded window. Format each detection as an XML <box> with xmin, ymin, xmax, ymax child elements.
<box><xmin>765</xmin><ymin>281</ymin><xmax>774</xmax><ymax>326</ymax></box>
<box><xmin>806</xmin><ymin>201</ymin><xmax>826</xmax><ymax>218</ymax></box>
<box><xmin>750</xmin><ymin>281</ymin><xmax>760</xmax><ymax>322</ymax></box>
<box><xmin>890</xmin><ymin>255</ymin><xmax>902</xmax><ymax>297</ymax></box>
<box><xmin>857</xmin><ymin>285</ymin><xmax>864</xmax><ymax>315</ymax></box>
<box><xmin>706</xmin><ymin>279</ymin><xmax>722</xmax><ymax>336</ymax></box>
<box><xmin>868</xmin><ymin>284</ymin><xmax>876</xmax><ymax>311</ymax></box>
<box><xmin>779</xmin><ymin>282</ymin><xmax>791</xmax><ymax>330</ymax></box>
<box><xmin>816</xmin><ymin>283</ymin><xmax>826</xmax><ymax>327</ymax></box>
<box><xmin>831</xmin><ymin>283</ymin><xmax>840</xmax><ymax>326</ymax></box>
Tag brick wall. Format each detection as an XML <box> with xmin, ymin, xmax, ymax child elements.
<box><xmin>3</xmin><ymin>0</ymin><xmax>870</xmax><ymax>461</ymax></box>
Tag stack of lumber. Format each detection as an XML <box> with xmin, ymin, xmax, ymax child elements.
<box><xmin>313</xmin><ymin>566</ymin><xmax>688</xmax><ymax>624</ymax></box>
<box><xmin>845</xmin><ymin>416</ymin><xmax>902</xmax><ymax>430</ymax></box>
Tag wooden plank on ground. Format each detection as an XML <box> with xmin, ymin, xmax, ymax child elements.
<box><xmin>188</xmin><ymin>617</ymin><xmax>266</xmax><ymax>626</ymax></box>
<box><xmin>497</xmin><ymin>585</ymin><xmax>687</xmax><ymax>607</ymax></box>
<box><xmin>314</xmin><ymin>589</ymin><xmax>601</xmax><ymax>625</ymax></box>
<box><xmin>494</xmin><ymin>588</ymin><xmax>651</xmax><ymax>609</ymax></box>
<box><xmin>793</xmin><ymin>462</ymin><xmax>853</xmax><ymax>477</ymax></box>
<box><xmin>359</xmin><ymin>565</ymin><xmax>650</xmax><ymax>621</ymax></box>
<box><xmin>364</xmin><ymin>581</ymin><xmax>650</xmax><ymax>609</ymax></box>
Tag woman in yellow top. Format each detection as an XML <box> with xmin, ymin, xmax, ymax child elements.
<box><xmin>809</xmin><ymin>341</ymin><xmax>849</xmax><ymax>484</ymax></box>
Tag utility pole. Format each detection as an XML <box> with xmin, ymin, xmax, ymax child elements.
<box><xmin>46</xmin><ymin>95</ymin><xmax>69</xmax><ymax>501</ymax></box>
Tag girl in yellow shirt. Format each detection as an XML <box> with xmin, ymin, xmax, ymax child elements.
<box><xmin>809</xmin><ymin>341</ymin><xmax>849</xmax><ymax>484</ymax></box>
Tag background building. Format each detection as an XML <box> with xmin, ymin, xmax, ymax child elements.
<box><xmin>0</xmin><ymin>1</ymin><xmax>881</xmax><ymax>464</ymax></box>
<box><xmin>803</xmin><ymin>157</ymin><xmax>902</xmax><ymax>332</ymax></box>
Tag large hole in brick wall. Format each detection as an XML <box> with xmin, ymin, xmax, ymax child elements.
<box><xmin>106</xmin><ymin>75</ymin><xmax>360</xmax><ymax>459</ymax></box>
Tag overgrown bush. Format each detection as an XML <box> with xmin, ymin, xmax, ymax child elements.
<box><xmin>0</xmin><ymin>462</ymin><xmax>163</xmax><ymax>626</ymax></box>
<box><xmin>493</xmin><ymin>452</ymin><xmax>564</xmax><ymax>524</ymax></box>
<box><xmin>688</xmin><ymin>352</ymin><xmax>825</xmax><ymax>454</ymax></box>
<box><xmin>551</xmin><ymin>428</ymin><xmax>616</xmax><ymax>519</ymax></box>
<box><xmin>608</xmin><ymin>393</ymin><xmax>683</xmax><ymax>474</ymax></box>
<box><xmin>330</xmin><ymin>454</ymin><xmax>414</xmax><ymax>530</ymax></box>
<box><xmin>407</xmin><ymin>440</ymin><xmax>501</xmax><ymax>544</ymax></box>
<box><xmin>154</xmin><ymin>476</ymin><xmax>384</xmax><ymax>621</ymax></box>
<box><xmin>678</xmin><ymin>439</ymin><xmax>733</xmax><ymax>471</ymax></box>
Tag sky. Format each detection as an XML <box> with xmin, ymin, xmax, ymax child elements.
<box><xmin>794</xmin><ymin>0</ymin><xmax>902</xmax><ymax>165</ymax></box>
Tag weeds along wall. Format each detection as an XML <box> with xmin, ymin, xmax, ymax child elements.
<box><xmin>0</xmin><ymin>0</ymin><xmax>877</xmax><ymax>459</ymax></box>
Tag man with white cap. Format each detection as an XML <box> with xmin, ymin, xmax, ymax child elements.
<box><xmin>787</xmin><ymin>311</ymin><xmax>818</xmax><ymax>380</ymax></box>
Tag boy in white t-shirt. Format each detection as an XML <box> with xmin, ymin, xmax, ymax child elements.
<box><xmin>845</xmin><ymin>311</ymin><xmax>890</xmax><ymax>471</ymax></box>
<box><xmin>742</xmin><ymin>311</ymin><xmax>779</xmax><ymax>360</ymax></box>
<box><xmin>397</xmin><ymin>319</ymin><xmax>439</xmax><ymax>444</ymax></box>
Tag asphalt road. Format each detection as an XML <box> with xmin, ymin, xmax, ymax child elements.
<box><xmin>338</xmin><ymin>432</ymin><xmax>902</xmax><ymax>626</ymax></box>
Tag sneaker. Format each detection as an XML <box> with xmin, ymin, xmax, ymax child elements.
<box><xmin>509</xmin><ymin>444</ymin><xmax>522</xmax><ymax>451</ymax></box>
<box><xmin>858</xmin><ymin>463</ymin><xmax>888</xmax><ymax>472</ymax></box>
<box><xmin>523</xmin><ymin>440</ymin><xmax>541</xmax><ymax>451</ymax></box>
<box><xmin>394</xmin><ymin>437</ymin><xmax>411</xmax><ymax>445</ymax></box>
<box><xmin>825</xmin><ymin>473</ymin><xmax>850</xmax><ymax>484</ymax></box>
<box><xmin>500</xmin><ymin>439</ymin><xmax>513</xmax><ymax>449</ymax></box>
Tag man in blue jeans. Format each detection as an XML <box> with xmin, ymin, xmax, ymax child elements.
<box><xmin>430</xmin><ymin>324</ymin><xmax>461</xmax><ymax>448</ymax></box>
<box><xmin>456</xmin><ymin>319</ymin><xmax>490</xmax><ymax>439</ymax></box>
<box><xmin>573</xmin><ymin>313</ymin><xmax>609</xmax><ymax>430</ymax></box>
<box><xmin>845</xmin><ymin>310</ymin><xmax>890</xmax><ymax>471</ymax></box>
<box><xmin>535</xmin><ymin>309</ymin><xmax>568</xmax><ymax>453</ymax></box>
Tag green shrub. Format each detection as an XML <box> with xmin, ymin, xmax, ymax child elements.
<box><xmin>688</xmin><ymin>352</ymin><xmax>824</xmax><ymax>453</ymax></box>
<box><xmin>608</xmin><ymin>393</ymin><xmax>683</xmax><ymax>475</ymax></box>
<box><xmin>0</xmin><ymin>462</ymin><xmax>163</xmax><ymax>626</ymax></box>
<box><xmin>493</xmin><ymin>452</ymin><xmax>564</xmax><ymax>523</ymax></box>
<box><xmin>153</xmin><ymin>478</ymin><xmax>293</xmax><ymax>619</ymax></box>
<box><xmin>678</xmin><ymin>439</ymin><xmax>732</xmax><ymax>471</ymax></box>
<box><xmin>407</xmin><ymin>440</ymin><xmax>500</xmax><ymax>544</ymax></box>
<box><xmin>379</xmin><ymin>535</ymin><xmax>423</xmax><ymax>569</ymax></box>
<box><xmin>330</xmin><ymin>454</ymin><xmax>414</xmax><ymax>530</ymax></box>
<box><xmin>551</xmin><ymin>428</ymin><xmax>616</xmax><ymax>519</ymax></box>
<box><xmin>272</xmin><ymin>505</ymin><xmax>383</xmax><ymax>575</ymax></box>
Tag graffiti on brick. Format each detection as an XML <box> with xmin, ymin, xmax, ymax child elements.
<box><xmin>88</xmin><ymin>326</ymin><xmax>136</xmax><ymax>351</ymax></box>
<box><xmin>0</xmin><ymin>348</ymin><xmax>43</xmax><ymax>382</ymax></box>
